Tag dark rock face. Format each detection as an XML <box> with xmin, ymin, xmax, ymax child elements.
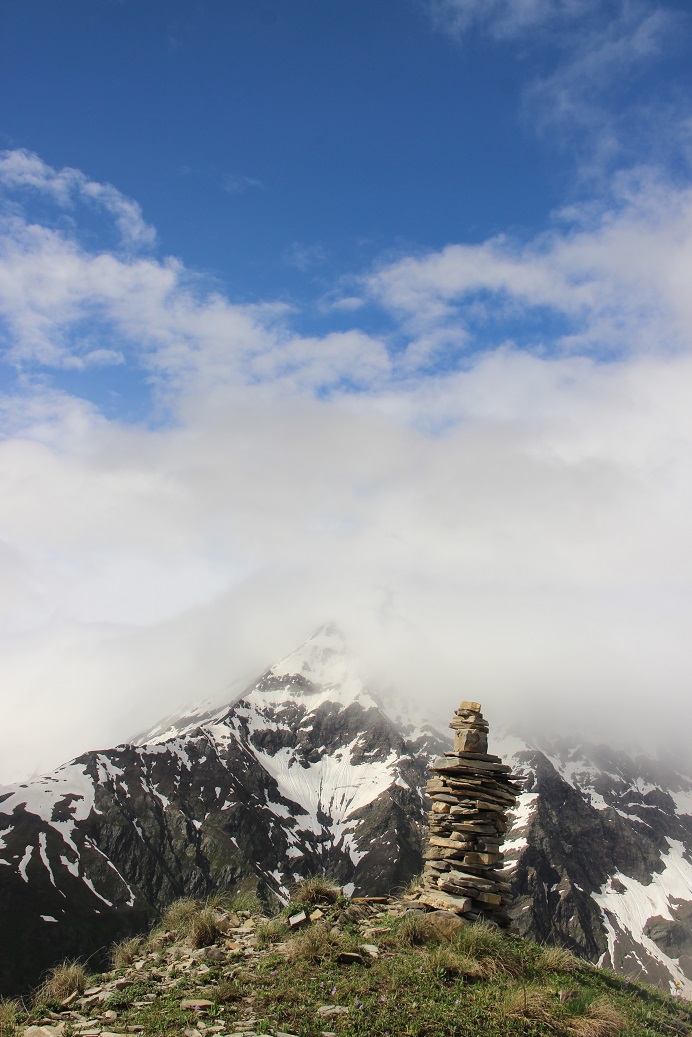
<box><xmin>2</xmin><ymin>625</ymin><xmax>692</xmax><ymax>997</ymax></box>
<box><xmin>502</xmin><ymin>740</ymin><xmax>692</xmax><ymax>995</ymax></box>
<box><xmin>645</xmin><ymin>915</ymin><xmax>692</xmax><ymax>965</ymax></box>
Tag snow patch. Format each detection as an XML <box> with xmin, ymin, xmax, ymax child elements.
<box><xmin>254</xmin><ymin>735</ymin><xmax>398</xmax><ymax>855</ymax></box>
<box><xmin>82</xmin><ymin>875</ymin><xmax>113</xmax><ymax>907</ymax></box>
<box><xmin>60</xmin><ymin>853</ymin><xmax>79</xmax><ymax>877</ymax></box>
<box><xmin>670</xmin><ymin>787</ymin><xmax>692</xmax><ymax>817</ymax></box>
<box><xmin>0</xmin><ymin>762</ymin><xmax>97</xmax><ymax>875</ymax></box>
<box><xmin>503</xmin><ymin>792</ymin><xmax>538</xmax><ymax>866</ymax></box>
<box><xmin>38</xmin><ymin>832</ymin><xmax>56</xmax><ymax>887</ymax></box>
<box><xmin>18</xmin><ymin>844</ymin><xmax>33</xmax><ymax>882</ymax></box>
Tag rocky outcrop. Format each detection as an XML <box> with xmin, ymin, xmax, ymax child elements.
<box><xmin>407</xmin><ymin>700</ymin><xmax>521</xmax><ymax>924</ymax></box>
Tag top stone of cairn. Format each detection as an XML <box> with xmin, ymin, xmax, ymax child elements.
<box><xmin>449</xmin><ymin>699</ymin><xmax>488</xmax><ymax>754</ymax></box>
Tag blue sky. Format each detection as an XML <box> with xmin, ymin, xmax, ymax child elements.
<box><xmin>2</xmin><ymin>0</ymin><xmax>692</xmax><ymax>780</ymax></box>
<box><xmin>1</xmin><ymin>1</ymin><xmax>559</xmax><ymax>297</ymax></box>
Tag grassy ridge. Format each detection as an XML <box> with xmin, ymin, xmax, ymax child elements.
<box><xmin>2</xmin><ymin>886</ymin><xmax>691</xmax><ymax>1037</ymax></box>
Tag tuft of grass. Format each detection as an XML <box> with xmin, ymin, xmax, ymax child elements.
<box><xmin>390</xmin><ymin>871</ymin><xmax>424</xmax><ymax>899</ymax></box>
<box><xmin>533</xmin><ymin>943</ymin><xmax>580</xmax><ymax>977</ymax></box>
<box><xmin>203</xmin><ymin>889</ymin><xmax>231</xmax><ymax>910</ymax></box>
<box><xmin>454</xmin><ymin>920</ymin><xmax>522</xmax><ymax>977</ymax></box>
<box><xmin>0</xmin><ymin>999</ymin><xmax>20</xmax><ymax>1037</ymax></box>
<box><xmin>187</xmin><ymin>906</ymin><xmax>222</xmax><ymax>948</ymax></box>
<box><xmin>36</xmin><ymin>961</ymin><xmax>88</xmax><ymax>1004</ymax></box>
<box><xmin>501</xmin><ymin>984</ymin><xmax>561</xmax><ymax>1025</ymax></box>
<box><xmin>291</xmin><ymin>876</ymin><xmax>342</xmax><ymax>907</ymax></box>
<box><xmin>206</xmin><ymin>889</ymin><xmax>262</xmax><ymax>914</ymax></box>
<box><xmin>425</xmin><ymin>944</ymin><xmax>471</xmax><ymax>981</ymax></box>
<box><xmin>111</xmin><ymin>935</ymin><xmax>144</xmax><ymax>969</ymax></box>
<box><xmin>394</xmin><ymin>912</ymin><xmax>441</xmax><ymax>947</ymax></box>
<box><xmin>286</xmin><ymin>921</ymin><xmax>348</xmax><ymax>962</ymax></box>
<box><xmin>213</xmin><ymin>976</ymin><xmax>244</xmax><ymax>1004</ymax></box>
<box><xmin>155</xmin><ymin>897</ymin><xmax>222</xmax><ymax>947</ymax></box>
<box><xmin>568</xmin><ymin>996</ymin><xmax>627</xmax><ymax>1037</ymax></box>
<box><xmin>160</xmin><ymin>897</ymin><xmax>199</xmax><ymax>934</ymax></box>
<box><xmin>256</xmin><ymin>917</ymin><xmax>290</xmax><ymax>948</ymax></box>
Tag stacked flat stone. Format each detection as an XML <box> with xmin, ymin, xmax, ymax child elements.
<box><xmin>412</xmin><ymin>700</ymin><xmax>521</xmax><ymax>926</ymax></box>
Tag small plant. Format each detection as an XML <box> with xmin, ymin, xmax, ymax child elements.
<box><xmin>204</xmin><ymin>889</ymin><xmax>231</xmax><ymax>910</ymax></box>
<box><xmin>425</xmin><ymin>944</ymin><xmax>468</xmax><ymax>980</ymax></box>
<box><xmin>111</xmin><ymin>935</ymin><xmax>144</xmax><ymax>969</ymax></box>
<box><xmin>391</xmin><ymin>871</ymin><xmax>423</xmax><ymax>898</ymax></box>
<box><xmin>152</xmin><ymin>897</ymin><xmax>222</xmax><ymax>946</ymax></box>
<box><xmin>36</xmin><ymin>961</ymin><xmax>88</xmax><ymax>1003</ymax></box>
<box><xmin>105</xmin><ymin>981</ymin><xmax>151</xmax><ymax>1010</ymax></box>
<box><xmin>0</xmin><ymin>999</ymin><xmax>20</xmax><ymax>1037</ymax></box>
<box><xmin>291</xmin><ymin>876</ymin><xmax>342</xmax><ymax>907</ymax></box>
<box><xmin>256</xmin><ymin>917</ymin><xmax>290</xmax><ymax>948</ymax></box>
<box><xmin>214</xmin><ymin>976</ymin><xmax>244</xmax><ymax>1003</ymax></box>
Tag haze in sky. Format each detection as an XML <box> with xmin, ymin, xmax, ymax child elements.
<box><xmin>2</xmin><ymin>0</ymin><xmax>692</xmax><ymax>782</ymax></box>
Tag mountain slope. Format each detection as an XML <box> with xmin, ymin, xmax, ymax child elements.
<box><xmin>499</xmin><ymin>737</ymin><xmax>692</xmax><ymax>994</ymax></box>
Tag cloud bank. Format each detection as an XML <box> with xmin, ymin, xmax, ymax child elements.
<box><xmin>1</xmin><ymin>148</ymin><xmax>692</xmax><ymax>780</ymax></box>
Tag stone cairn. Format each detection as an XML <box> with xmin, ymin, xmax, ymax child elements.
<box><xmin>407</xmin><ymin>700</ymin><xmax>522</xmax><ymax>926</ymax></box>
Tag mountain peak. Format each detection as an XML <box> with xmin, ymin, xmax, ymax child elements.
<box><xmin>249</xmin><ymin>623</ymin><xmax>370</xmax><ymax>708</ymax></box>
<box><xmin>266</xmin><ymin>624</ymin><xmax>351</xmax><ymax>680</ymax></box>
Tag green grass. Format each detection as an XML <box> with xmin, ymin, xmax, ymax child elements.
<box><xmin>0</xmin><ymin>998</ymin><xmax>20</xmax><ymax>1037</ymax></box>
<box><xmin>10</xmin><ymin>901</ymin><xmax>692</xmax><ymax>1037</ymax></box>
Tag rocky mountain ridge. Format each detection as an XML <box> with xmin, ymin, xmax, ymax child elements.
<box><xmin>2</xmin><ymin>624</ymin><xmax>692</xmax><ymax>998</ymax></box>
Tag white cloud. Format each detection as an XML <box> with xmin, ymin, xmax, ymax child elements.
<box><xmin>525</xmin><ymin>4</ymin><xmax>676</xmax><ymax>167</ymax></box>
<box><xmin>222</xmin><ymin>173</ymin><xmax>264</xmax><ymax>195</ymax></box>
<box><xmin>426</xmin><ymin>1</ymin><xmax>684</xmax><ymax>178</ymax></box>
<box><xmin>322</xmin><ymin>295</ymin><xmax>366</xmax><ymax>313</ymax></box>
<box><xmin>427</xmin><ymin>0</ymin><xmax>597</xmax><ymax>40</ymax></box>
<box><xmin>2</xmin><ymin>152</ymin><xmax>692</xmax><ymax>780</ymax></box>
<box><xmin>0</xmin><ymin>149</ymin><xmax>156</xmax><ymax>250</ymax></box>
<box><xmin>366</xmin><ymin>170</ymin><xmax>692</xmax><ymax>357</ymax></box>
<box><xmin>2</xmin><ymin>344</ymin><xmax>692</xmax><ymax>778</ymax></box>
<box><xmin>284</xmin><ymin>241</ymin><xmax>329</xmax><ymax>272</ymax></box>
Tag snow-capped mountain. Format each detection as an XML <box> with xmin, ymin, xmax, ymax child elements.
<box><xmin>2</xmin><ymin>623</ymin><xmax>692</xmax><ymax>998</ymax></box>
<box><xmin>0</xmin><ymin>625</ymin><xmax>438</xmax><ymax>995</ymax></box>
